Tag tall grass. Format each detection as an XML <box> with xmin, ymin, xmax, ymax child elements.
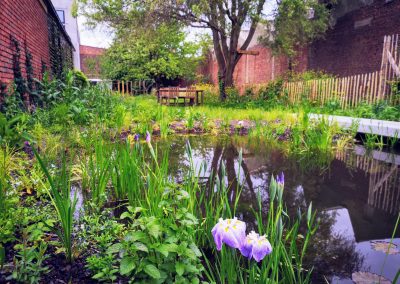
<box><xmin>34</xmin><ymin>149</ymin><xmax>77</xmax><ymax>263</ymax></box>
<box><xmin>111</xmin><ymin>142</ymin><xmax>144</xmax><ymax>204</ymax></box>
<box><xmin>86</xmin><ymin>141</ymin><xmax>111</xmax><ymax>208</ymax></box>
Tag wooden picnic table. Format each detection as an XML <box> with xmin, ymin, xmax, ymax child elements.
<box><xmin>157</xmin><ymin>87</ymin><xmax>204</xmax><ymax>106</ymax></box>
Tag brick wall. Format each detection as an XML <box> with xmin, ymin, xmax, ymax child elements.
<box><xmin>0</xmin><ymin>0</ymin><xmax>73</xmax><ymax>94</ymax></box>
<box><xmin>199</xmin><ymin>0</ymin><xmax>399</xmax><ymax>88</ymax></box>
<box><xmin>0</xmin><ymin>0</ymin><xmax>51</xmax><ymax>86</ymax></box>
<box><xmin>200</xmin><ymin>45</ymin><xmax>307</xmax><ymax>88</ymax></box>
<box><xmin>308</xmin><ymin>0</ymin><xmax>400</xmax><ymax>76</ymax></box>
<box><xmin>80</xmin><ymin>45</ymin><xmax>105</xmax><ymax>79</ymax></box>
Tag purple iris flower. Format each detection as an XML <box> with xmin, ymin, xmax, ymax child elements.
<box><xmin>211</xmin><ymin>218</ymin><xmax>246</xmax><ymax>251</ymax></box>
<box><xmin>240</xmin><ymin>231</ymin><xmax>272</xmax><ymax>262</ymax></box>
<box><xmin>276</xmin><ymin>172</ymin><xmax>284</xmax><ymax>187</ymax></box>
<box><xmin>146</xmin><ymin>131</ymin><xmax>151</xmax><ymax>143</ymax></box>
<box><xmin>24</xmin><ymin>141</ymin><xmax>30</xmax><ymax>147</ymax></box>
<box><xmin>134</xmin><ymin>134</ymin><xmax>140</xmax><ymax>142</ymax></box>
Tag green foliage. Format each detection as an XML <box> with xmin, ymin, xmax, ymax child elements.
<box><xmin>9</xmin><ymin>229</ymin><xmax>50</xmax><ymax>284</ymax></box>
<box><xmin>88</xmin><ymin>204</ymin><xmax>203</xmax><ymax>283</ymax></box>
<box><xmin>262</xmin><ymin>0</ymin><xmax>333</xmax><ymax>59</ymax></box>
<box><xmin>72</xmin><ymin>70</ymin><xmax>89</xmax><ymax>88</ymax></box>
<box><xmin>102</xmin><ymin>23</ymin><xmax>202</xmax><ymax>85</ymax></box>
<box><xmin>0</xmin><ymin>113</ymin><xmax>28</xmax><ymax>146</ymax></box>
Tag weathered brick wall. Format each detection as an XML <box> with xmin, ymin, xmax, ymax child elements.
<box><xmin>0</xmin><ymin>0</ymin><xmax>51</xmax><ymax>86</ymax></box>
<box><xmin>308</xmin><ymin>0</ymin><xmax>400</xmax><ymax>76</ymax></box>
<box><xmin>200</xmin><ymin>45</ymin><xmax>307</xmax><ymax>88</ymax></box>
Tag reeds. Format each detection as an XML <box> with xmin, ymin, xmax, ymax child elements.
<box><xmin>33</xmin><ymin>149</ymin><xmax>77</xmax><ymax>263</ymax></box>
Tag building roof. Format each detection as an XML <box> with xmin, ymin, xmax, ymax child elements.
<box><xmin>80</xmin><ymin>45</ymin><xmax>106</xmax><ymax>56</ymax></box>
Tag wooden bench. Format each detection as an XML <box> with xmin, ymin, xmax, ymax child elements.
<box><xmin>157</xmin><ymin>87</ymin><xmax>204</xmax><ymax>106</ymax></box>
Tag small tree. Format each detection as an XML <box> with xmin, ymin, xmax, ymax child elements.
<box><xmin>102</xmin><ymin>24</ymin><xmax>201</xmax><ymax>86</ymax></box>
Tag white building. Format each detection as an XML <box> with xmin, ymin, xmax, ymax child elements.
<box><xmin>51</xmin><ymin>0</ymin><xmax>81</xmax><ymax>70</ymax></box>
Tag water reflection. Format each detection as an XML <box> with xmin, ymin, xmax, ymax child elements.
<box><xmin>157</xmin><ymin>135</ymin><xmax>400</xmax><ymax>282</ymax></box>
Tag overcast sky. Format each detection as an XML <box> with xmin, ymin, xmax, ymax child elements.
<box><xmin>78</xmin><ymin>2</ymin><xmax>277</xmax><ymax>48</ymax></box>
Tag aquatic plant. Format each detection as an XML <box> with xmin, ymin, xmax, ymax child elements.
<box><xmin>33</xmin><ymin>148</ymin><xmax>77</xmax><ymax>263</ymax></box>
<box><xmin>240</xmin><ymin>231</ymin><xmax>273</xmax><ymax>262</ymax></box>
<box><xmin>211</xmin><ymin>218</ymin><xmax>246</xmax><ymax>251</ymax></box>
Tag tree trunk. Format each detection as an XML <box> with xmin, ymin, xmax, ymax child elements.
<box><xmin>218</xmin><ymin>63</ymin><xmax>236</xmax><ymax>101</ymax></box>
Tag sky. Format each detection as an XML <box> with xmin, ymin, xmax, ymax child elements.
<box><xmin>78</xmin><ymin>16</ymin><xmax>113</xmax><ymax>48</ymax></box>
<box><xmin>77</xmin><ymin>2</ymin><xmax>277</xmax><ymax>49</ymax></box>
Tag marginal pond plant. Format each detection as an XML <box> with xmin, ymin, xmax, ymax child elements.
<box><xmin>33</xmin><ymin>147</ymin><xmax>77</xmax><ymax>263</ymax></box>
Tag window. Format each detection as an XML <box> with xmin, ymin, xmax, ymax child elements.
<box><xmin>56</xmin><ymin>10</ymin><xmax>65</xmax><ymax>25</ymax></box>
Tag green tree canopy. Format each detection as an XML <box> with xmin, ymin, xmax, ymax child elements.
<box><xmin>76</xmin><ymin>0</ymin><xmax>333</xmax><ymax>99</ymax></box>
<box><xmin>102</xmin><ymin>24</ymin><xmax>203</xmax><ymax>86</ymax></box>
<box><xmin>261</xmin><ymin>0</ymin><xmax>334</xmax><ymax>61</ymax></box>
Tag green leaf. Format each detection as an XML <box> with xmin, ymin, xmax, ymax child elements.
<box><xmin>120</xmin><ymin>212</ymin><xmax>131</xmax><ymax>220</ymax></box>
<box><xmin>147</xmin><ymin>222</ymin><xmax>162</xmax><ymax>238</ymax></box>
<box><xmin>189</xmin><ymin>243</ymin><xmax>202</xmax><ymax>257</ymax></box>
<box><xmin>120</xmin><ymin>256</ymin><xmax>136</xmax><ymax>275</ymax></box>
<box><xmin>124</xmin><ymin>231</ymin><xmax>146</xmax><ymax>242</ymax></box>
<box><xmin>92</xmin><ymin>272</ymin><xmax>105</xmax><ymax>279</ymax></box>
<box><xmin>144</xmin><ymin>264</ymin><xmax>161</xmax><ymax>279</ymax></box>
<box><xmin>155</xmin><ymin>244</ymin><xmax>170</xmax><ymax>257</ymax></box>
<box><xmin>107</xmin><ymin>243</ymin><xmax>123</xmax><ymax>254</ymax></box>
<box><xmin>175</xmin><ymin>262</ymin><xmax>185</xmax><ymax>276</ymax></box>
<box><xmin>133</xmin><ymin>242</ymin><xmax>148</xmax><ymax>252</ymax></box>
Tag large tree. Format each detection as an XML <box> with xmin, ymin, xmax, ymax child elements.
<box><xmin>77</xmin><ymin>0</ymin><xmax>267</xmax><ymax>100</ymax></box>
<box><xmin>77</xmin><ymin>0</ymin><xmax>332</xmax><ymax>100</ymax></box>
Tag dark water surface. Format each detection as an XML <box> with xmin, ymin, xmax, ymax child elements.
<box><xmin>156</xmin><ymin>135</ymin><xmax>400</xmax><ymax>283</ymax></box>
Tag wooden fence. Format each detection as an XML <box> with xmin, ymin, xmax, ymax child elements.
<box><xmin>112</xmin><ymin>80</ymin><xmax>155</xmax><ymax>95</ymax></box>
<box><xmin>336</xmin><ymin>150</ymin><xmax>400</xmax><ymax>215</ymax></box>
<box><xmin>283</xmin><ymin>34</ymin><xmax>400</xmax><ymax>108</ymax></box>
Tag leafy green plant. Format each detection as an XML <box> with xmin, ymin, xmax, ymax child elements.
<box><xmin>9</xmin><ymin>228</ymin><xmax>50</xmax><ymax>284</ymax></box>
<box><xmin>86</xmin><ymin>254</ymin><xmax>118</xmax><ymax>282</ymax></box>
<box><xmin>104</xmin><ymin>205</ymin><xmax>203</xmax><ymax>283</ymax></box>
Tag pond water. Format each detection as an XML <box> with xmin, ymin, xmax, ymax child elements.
<box><xmin>156</xmin><ymin>135</ymin><xmax>400</xmax><ymax>283</ymax></box>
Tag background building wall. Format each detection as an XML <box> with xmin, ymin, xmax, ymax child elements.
<box><xmin>80</xmin><ymin>45</ymin><xmax>105</xmax><ymax>79</ymax></box>
<box><xmin>308</xmin><ymin>0</ymin><xmax>400</xmax><ymax>76</ymax></box>
<box><xmin>200</xmin><ymin>45</ymin><xmax>307</xmax><ymax>88</ymax></box>
<box><xmin>51</xmin><ymin>0</ymin><xmax>81</xmax><ymax>70</ymax></box>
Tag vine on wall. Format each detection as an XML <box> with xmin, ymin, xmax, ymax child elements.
<box><xmin>10</xmin><ymin>36</ymin><xmax>27</xmax><ymax>110</ymax></box>
<box><xmin>25</xmin><ymin>45</ymin><xmax>34</xmax><ymax>94</ymax></box>
<box><xmin>47</xmin><ymin>14</ymin><xmax>73</xmax><ymax>81</ymax></box>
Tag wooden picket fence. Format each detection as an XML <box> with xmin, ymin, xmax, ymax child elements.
<box><xmin>283</xmin><ymin>34</ymin><xmax>400</xmax><ymax>109</ymax></box>
<box><xmin>112</xmin><ymin>80</ymin><xmax>155</xmax><ymax>95</ymax></box>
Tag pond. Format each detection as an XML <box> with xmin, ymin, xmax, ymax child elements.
<box><xmin>155</xmin><ymin>135</ymin><xmax>400</xmax><ymax>283</ymax></box>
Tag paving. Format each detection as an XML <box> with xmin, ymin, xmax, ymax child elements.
<box><xmin>309</xmin><ymin>114</ymin><xmax>400</xmax><ymax>138</ymax></box>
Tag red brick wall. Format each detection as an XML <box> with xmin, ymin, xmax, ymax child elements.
<box><xmin>0</xmin><ymin>0</ymin><xmax>51</xmax><ymax>86</ymax></box>
<box><xmin>80</xmin><ymin>45</ymin><xmax>105</xmax><ymax>79</ymax></box>
<box><xmin>199</xmin><ymin>45</ymin><xmax>307</xmax><ymax>88</ymax></box>
<box><xmin>308</xmin><ymin>0</ymin><xmax>400</xmax><ymax>76</ymax></box>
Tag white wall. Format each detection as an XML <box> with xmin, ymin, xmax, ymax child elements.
<box><xmin>51</xmin><ymin>0</ymin><xmax>81</xmax><ymax>70</ymax></box>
